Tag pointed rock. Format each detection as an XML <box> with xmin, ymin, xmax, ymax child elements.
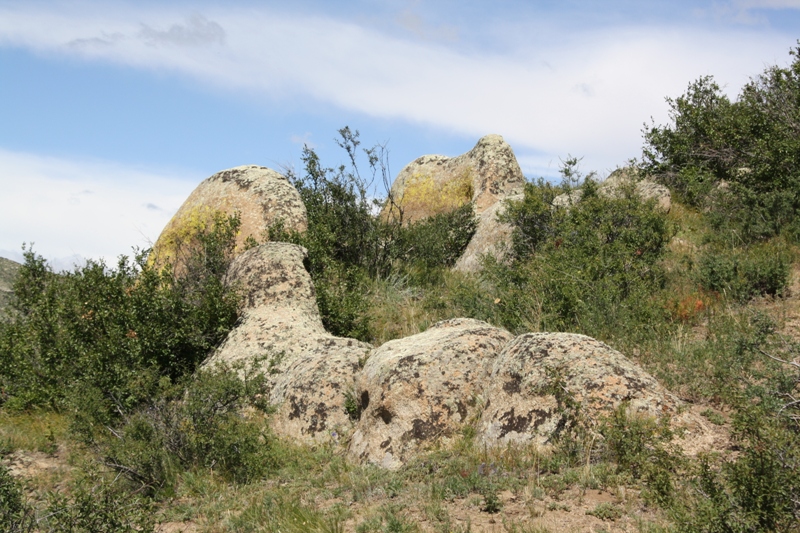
<box><xmin>382</xmin><ymin>135</ymin><xmax>525</xmax><ymax>273</ymax></box>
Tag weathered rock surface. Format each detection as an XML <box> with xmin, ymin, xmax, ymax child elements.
<box><xmin>454</xmin><ymin>193</ymin><xmax>522</xmax><ymax>272</ymax></box>
<box><xmin>552</xmin><ymin>167</ymin><xmax>671</xmax><ymax>212</ymax></box>
<box><xmin>383</xmin><ymin>135</ymin><xmax>525</xmax><ymax>273</ymax></box>
<box><xmin>205</xmin><ymin>242</ymin><xmax>371</xmax><ymax>444</ymax></box>
<box><xmin>152</xmin><ymin>165</ymin><xmax>307</xmax><ymax>268</ymax></box>
<box><xmin>348</xmin><ymin>318</ymin><xmax>514</xmax><ymax>469</ymax></box>
<box><xmin>384</xmin><ymin>135</ymin><xmax>524</xmax><ymax>223</ymax></box>
<box><xmin>477</xmin><ymin>333</ymin><xmax>681</xmax><ymax>448</ymax></box>
<box><xmin>205</xmin><ymin>244</ymin><xmax>697</xmax><ymax>460</ymax></box>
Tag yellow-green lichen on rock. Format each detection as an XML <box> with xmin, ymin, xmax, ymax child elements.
<box><xmin>382</xmin><ymin>134</ymin><xmax>525</xmax><ymax>272</ymax></box>
<box><xmin>149</xmin><ymin>205</ymin><xmax>232</xmax><ymax>269</ymax></box>
<box><xmin>151</xmin><ymin>165</ymin><xmax>307</xmax><ymax>271</ymax></box>
<box><xmin>393</xmin><ymin>168</ymin><xmax>474</xmax><ymax>223</ymax></box>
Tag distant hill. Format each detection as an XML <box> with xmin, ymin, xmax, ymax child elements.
<box><xmin>0</xmin><ymin>256</ymin><xmax>21</xmax><ymax>317</ymax></box>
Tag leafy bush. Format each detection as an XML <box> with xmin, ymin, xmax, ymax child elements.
<box><xmin>480</xmin><ymin>174</ymin><xmax>672</xmax><ymax>342</ymax></box>
<box><xmin>0</xmin><ymin>464</ymin><xmax>34</xmax><ymax>533</ymax></box>
<box><xmin>673</xmin><ymin>411</ymin><xmax>800</xmax><ymax>533</ymax></box>
<box><xmin>103</xmin><ymin>363</ymin><xmax>274</xmax><ymax>492</ymax></box>
<box><xmin>695</xmin><ymin>241</ymin><xmax>791</xmax><ymax>301</ymax></box>
<box><xmin>40</xmin><ymin>473</ymin><xmax>156</xmax><ymax>533</ymax></box>
<box><xmin>0</xmin><ymin>213</ymin><xmax>241</xmax><ymax>424</ymax></box>
<box><xmin>598</xmin><ymin>405</ymin><xmax>679</xmax><ymax>506</ymax></box>
<box><xmin>643</xmin><ymin>43</ymin><xmax>800</xmax><ymax>242</ymax></box>
<box><xmin>272</xmin><ymin>128</ymin><xmax>476</xmax><ymax>341</ymax></box>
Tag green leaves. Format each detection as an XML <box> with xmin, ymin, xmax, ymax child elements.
<box><xmin>0</xmin><ymin>214</ymin><xmax>241</xmax><ymax>421</ymax></box>
<box><xmin>643</xmin><ymin>43</ymin><xmax>800</xmax><ymax>243</ymax></box>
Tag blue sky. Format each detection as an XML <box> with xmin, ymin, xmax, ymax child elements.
<box><xmin>1</xmin><ymin>0</ymin><xmax>798</xmax><ymax>267</ymax></box>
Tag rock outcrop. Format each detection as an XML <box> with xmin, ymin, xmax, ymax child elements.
<box><xmin>477</xmin><ymin>333</ymin><xmax>681</xmax><ymax>448</ymax></box>
<box><xmin>164</xmin><ymin>158</ymin><xmax>697</xmax><ymax>467</ymax></box>
<box><xmin>552</xmin><ymin>167</ymin><xmax>671</xmax><ymax>212</ymax></box>
<box><xmin>348</xmin><ymin>319</ymin><xmax>513</xmax><ymax>469</ymax></box>
<box><xmin>205</xmin><ymin>242</ymin><xmax>371</xmax><ymax>444</ymax></box>
<box><xmin>152</xmin><ymin>165</ymin><xmax>307</xmax><ymax>269</ymax></box>
<box><xmin>200</xmin><ymin>238</ymin><xmax>696</xmax><ymax>467</ymax></box>
<box><xmin>383</xmin><ymin>135</ymin><xmax>525</xmax><ymax>273</ymax></box>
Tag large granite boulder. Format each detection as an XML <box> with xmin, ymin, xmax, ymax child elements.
<box><xmin>348</xmin><ymin>318</ymin><xmax>514</xmax><ymax>469</ymax></box>
<box><xmin>383</xmin><ymin>135</ymin><xmax>525</xmax><ymax>273</ymax></box>
<box><xmin>205</xmin><ymin>244</ymin><xmax>699</xmax><ymax>459</ymax></box>
<box><xmin>152</xmin><ymin>165</ymin><xmax>307</xmax><ymax>269</ymax></box>
<box><xmin>384</xmin><ymin>135</ymin><xmax>524</xmax><ymax>223</ymax></box>
<box><xmin>205</xmin><ymin>242</ymin><xmax>371</xmax><ymax>444</ymax></box>
<box><xmin>477</xmin><ymin>332</ymin><xmax>681</xmax><ymax>448</ymax></box>
<box><xmin>552</xmin><ymin>167</ymin><xmax>671</xmax><ymax>212</ymax></box>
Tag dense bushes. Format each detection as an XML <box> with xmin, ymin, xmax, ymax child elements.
<box><xmin>643</xmin><ymin>43</ymin><xmax>800</xmax><ymax>242</ymax></box>
<box><xmin>0</xmin><ymin>213</ymin><xmax>241</xmax><ymax>418</ymax></box>
<box><xmin>695</xmin><ymin>241</ymin><xmax>791</xmax><ymax>302</ymax></box>
<box><xmin>101</xmin><ymin>363</ymin><xmax>274</xmax><ymax>492</ymax></box>
<box><xmin>273</xmin><ymin>127</ymin><xmax>477</xmax><ymax>340</ymax></box>
<box><xmin>456</xmin><ymin>172</ymin><xmax>673</xmax><ymax>343</ymax></box>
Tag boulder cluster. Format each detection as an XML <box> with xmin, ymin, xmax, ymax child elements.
<box><xmin>205</xmin><ymin>242</ymin><xmax>686</xmax><ymax>469</ymax></box>
<box><xmin>157</xmin><ymin>136</ymin><xmax>690</xmax><ymax>469</ymax></box>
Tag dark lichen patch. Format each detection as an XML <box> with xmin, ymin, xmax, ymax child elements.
<box><xmin>288</xmin><ymin>395</ymin><xmax>307</xmax><ymax>420</ymax></box>
<box><xmin>497</xmin><ymin>408</ymin><xmax>532</xmax><ymax>437</ymax></box>
<box><xmin>502</xmin><ymin>373</ymin><xmax>522</xmax><ymax>394</ymax></box>
<box><xmin>409</xmin><ymin>417</ymin><xmax>444</xmax><ymax>441</ymax></box>
<box><xmin>456</xmin><ymin>400</ymin><xmax>468</xmax><ymax>422</ymax></box>
<box><xmin>377</xmin><ymin>407</ymin><xmax>393</xmax><ymax>425</ymax></box>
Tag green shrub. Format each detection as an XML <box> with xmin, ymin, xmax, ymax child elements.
<box><xmin>696</xmin><ymin>241</ymin><xmax>790</xmax><ymax>301</ymax></box>
<box><xmin>393</xmin><ymin>203</ymin><xmax>477</xmax><ymax>281</ymax></box>
<box><xmin>273</xmin><ymin>128</ymin><xmax>476</xmax><ymax>341</ymax></box>
<box><xmin>643</xmin><ymin>43</ymin><xmax>800</xmax><ymax>243</ymax></box>
<box><xmin>673</xmin><ymin>411</ymin><xmax>800</xmax><ymax>532</ymax></box>
<box><xmin>487</xmin><ymin>175</ymin><xmax>672</xmax><ymax>343</ymax></box>
<box><xmin>39</xmin><ymin>473</ymin><xmax>155</xmax><ymax>533</ymax></box>
<box><xmin>0</xmin><ymin>213</ymin><xmax>241</xmax><ymax>420</ymax></box>
<box><xmin>598</xmin><ymin>405</ymin><xmax>679</xmax><ymax>506</ymax></box>
<box><xmin>104</xmin><ymin>363</ymin><xmax>274</xmax><ymax>492</ymax></box>
<box><xmin>0</xmin><ymin>464</ymin><xmax>34</xmax><ymax>533</ymax></box>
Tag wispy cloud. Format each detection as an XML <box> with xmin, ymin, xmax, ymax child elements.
<box><xmin>696</xmin><ymin>0</ymin><xmax>800</xmax><ymax>24</ymax></box>
<box><xmin>139</xmin><ymin>13</ymin><xmax>225</xmax><ymax>47</ymax></box>
<box><xmin>0</xmin><ymin>149</ymin><xmax>196</xmax><ymax>263</ymax></box>
<box><xmin>0</xmin><ymin>3</ymin><xmax>795</xmax><ymax>174</ymax></box>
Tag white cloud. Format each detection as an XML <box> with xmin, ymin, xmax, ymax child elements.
<box><xmin>736</xmin><ymin>0</ymin><xmax>800</xmax><ymax>8</ymax></box>
<box><xmin>0</xmin><ymin>149</ymin><xmax>197</xmax><ymax>264</ymax></box>
<box><xmin>0</xmin><ymin>3</ymin><xmax>795</xmax><ymax>174</ymax></box>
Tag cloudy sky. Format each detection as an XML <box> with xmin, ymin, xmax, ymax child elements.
<box><xmin>0</xmin><ymin>0</ymin><xmax>798</xmax><ymax>267</ymax></box>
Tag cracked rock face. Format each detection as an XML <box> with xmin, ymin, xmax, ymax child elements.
<box><xmin>153</xmin><ymin>165</ymin><xmax>307</xmax><ymax>269</ymax></box>
<box><xmin>382</xmin><ymin>135</ymin><xmax>525</xmax><ymax>273</ymax></box>
<box><xmin>477</xmin><ymin>333</ymin><xmax>681</xmax><ymax>448</ymax></box>
<box><xmin>205</xmin><ymin>242</ymin><xmax>371</xmax><ymax>444</ymax></box>
<box><xmin>348</xmin><ymin>318</ymin><xmax>514</xmax><ymax>469</ymax></box>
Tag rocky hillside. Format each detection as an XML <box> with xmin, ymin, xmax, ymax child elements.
<box><xmin>3</xmin><ymin>44</ymin><xmax>800</xmax><ymax>528</ymax></box>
